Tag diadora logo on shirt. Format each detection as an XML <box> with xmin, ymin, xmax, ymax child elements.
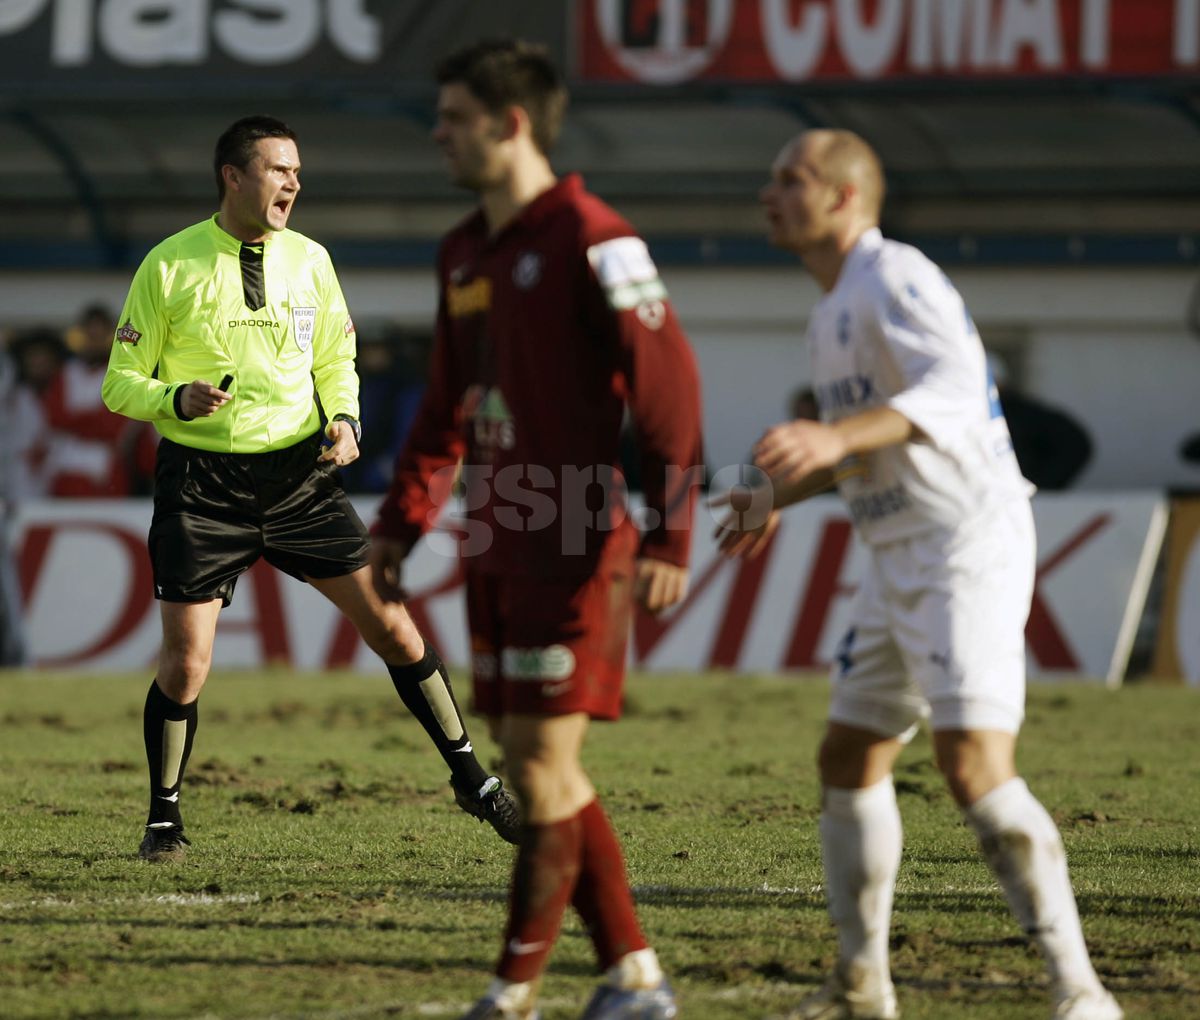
<box><xmin>227</xmin><ymin>318</ymin><xmax>280</xmax><ymax>329</ymax></box>
<box><xmin>461</xmin><ymin>384</ymin><xmax>515</xmax><ymax>451</ymax></box>
<box><xmin>447</xmin><ymin>276</ymin><xmax>491</xmax><ymax>318</ymax></box>
<box><xmin>816</xmin><ymin>374</ymin><xmax>875</xmax><ymax>412</ymax></box>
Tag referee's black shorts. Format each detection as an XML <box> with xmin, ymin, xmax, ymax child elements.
<box><xmin>148</xmin><ymin>432</ymin><xmax>370</xmax><ymax>606</ymax></box>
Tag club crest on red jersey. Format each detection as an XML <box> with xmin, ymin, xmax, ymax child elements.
<box><xmin>512</xmin><ymin>251</ymin><xmax>544</xmax><ymax>290</ymax></box>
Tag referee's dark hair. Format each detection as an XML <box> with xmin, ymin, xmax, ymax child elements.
<box><xmin>436</xmin><ymin>38</ymin><xmax>567</xmax><ymax>156</ymax></box>
<box><xmin>214</xmin><ymin>116</ymin><xmax>297</xmax><ymax>200</ymax></box>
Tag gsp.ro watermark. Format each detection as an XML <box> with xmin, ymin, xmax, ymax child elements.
<box><xmin>416</xmin><ymin>462</ymin><xmax>775</xmax><ymax>557</ymax></box>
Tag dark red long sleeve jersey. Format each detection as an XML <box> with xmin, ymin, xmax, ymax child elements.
<box><xmin>374</xmin><ymin>175</ymin><xmax>703</xmax><ymax>579</ymax></box>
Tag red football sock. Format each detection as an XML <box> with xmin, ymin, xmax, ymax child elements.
<box><xmin>572</xmin><ymin>798</ymin><xmax>648</xmax><ymax>970</ymax></box>
<box><xmin>497</xmin><ymin>811</ymin><xmax>585</xmax><ymax>983</ymax></box>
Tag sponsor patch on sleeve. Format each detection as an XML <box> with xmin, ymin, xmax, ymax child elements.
<box><xmin>115</xmin><ymin>320</ymin><xmax>142</xmax><ymax>345</ymax></box>
<box><xmin>344</xmin><ymin>317</ymin><xmax>355</xmax><ymax>335</ymax></box>
<box><xmin>587</xmin><ymin>236</ymin><xmax>667</xmax><ymax>311</ymax></box>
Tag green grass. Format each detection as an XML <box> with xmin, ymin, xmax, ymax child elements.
<box><xmin>0</xmin><ymin>671</ymin><xmax>1196</xmax><ymax>1019</ymax></box>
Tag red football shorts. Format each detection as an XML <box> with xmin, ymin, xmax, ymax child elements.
<box><xmin>466</xmin><ymin>556</ymin><xmax>635</xmax><ymax>721</ymax></box>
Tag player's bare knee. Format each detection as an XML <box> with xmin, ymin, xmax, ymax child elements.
<box><xmin>360</xmin><ymin>621</ymin><xmax>419</xmax><ymax>663</ymax></box>
<box><xmin>817</xmin><ymin>732</ymin><xmax>860</xmax><ymax>786</ymax></box>
<box><xmin>943</xmin><ymin>773</ymin><xmax>977</xmax><ymax>808</ymax></box>
<box><xmin>360</xmin><ymin>611</ymin><xmax>424</xmax><ymax>663</ymax></box>
<box><xmin>157</xmin><ymin>650</ymin><xmax>210</xmax><ymax>699</ymax></box>
<box><xmin>816</xmin><ymin>736</ymin><xmax>839</xmax><ymax>783</ymax></box>
<box><xmin>485</xmin><ymin>715</ymin><xmax>503</xmax><ymax>744</ymax></box>
<box><xmin>170</xmin><ymin>646</ymin><xmax>209</xmax><ymax>677</ymax></box>
<box><xmin>505</xmin><ymin>753</ymin><xmax>549</xmax><ymax>806</ymax></box>
<box><xmin>936</xmin><ymin>757</ymin><xmax>991</xmax><ymax>808</ymax></box>
<box><xmin>358</xmin><ymin>621</ymin><xmax>398</xmax><ymax>659</ymax></box>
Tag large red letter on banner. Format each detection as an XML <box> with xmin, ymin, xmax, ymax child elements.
<box><xmin>215</xmin><ymin>561</ymin><xmax>292</xmax><ymax>665</ymax></box>
<box><xmin>19</xmin><ymin>521</ymin><xmax>154</xmax><ymax>667</ymax></box>
<box><xmin>1026</xmin><ymin>514</ymin><xmax>1111</xmax><ymax>671</ymax></box>
<box><xmin>633</xmin><ymin>532</ymin><xmax>779</xmax><ymax>667</ymax></box>
<box><xmin>322</xmin><ymin>545</ymin><xmax>466</xmax><ymax>669</ymax></box>
<box><xmin>783</xmin><ymin>517</ymin><xmax>856</xmax><ymax>669</ymax></box>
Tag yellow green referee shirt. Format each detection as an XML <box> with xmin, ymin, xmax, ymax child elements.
<box><xmin>102</xmin><ymin>214</ymin><xmax>359</xmax><ymax>453</ymax></box>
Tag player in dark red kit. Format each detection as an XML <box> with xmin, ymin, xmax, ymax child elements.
<box><xmin>371</xmin><ymin>39</ymin><xmax>702</xmax><ymax>1020</ymax></box>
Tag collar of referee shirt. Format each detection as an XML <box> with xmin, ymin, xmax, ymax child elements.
<box><xmin>208</xmin><ymin>214</ymin><xmax>268</xmax><ymax>311</ymax></box>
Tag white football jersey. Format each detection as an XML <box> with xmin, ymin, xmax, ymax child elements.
<box><xmin>808</xmin><ymin>228</ymin><xmax>1032</xmax><ymax>546</ymax></box>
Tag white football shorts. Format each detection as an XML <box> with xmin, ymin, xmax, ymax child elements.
<box><xmin>828</xmin><ymin>498</ymin><xmax>1036</xmax><ymax>739</ymax></box>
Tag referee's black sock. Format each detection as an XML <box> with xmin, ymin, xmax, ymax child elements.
<box><xmin>387</xmin><ymin>643</ymin><xmax>490</xmax><ymax>793</ymax></box>
<box><xmin>143</xmin><ymin>680</ymin><xmax>197</xmax><ymax>829</ymax></box>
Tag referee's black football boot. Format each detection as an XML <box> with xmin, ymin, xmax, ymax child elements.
<box><xmin>451</xmin><ymin>775</ymin><xmax>521</xmax><ymax>845</ymax></box>
<box><xmin>138</xmin><ymin>823</ymin><xmax>191</xmax><ymax>862</ymax></box>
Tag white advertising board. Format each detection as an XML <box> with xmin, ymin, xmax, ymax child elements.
<box><xmin>11</xmin><ymin>493</ymin><xmax>1165</xmax><ymax>684</ymax></box>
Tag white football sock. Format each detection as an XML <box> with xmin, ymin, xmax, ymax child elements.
<box><xmin>484</xmin><ymin>976</ymin><xmax>537</xmax><ymax>1015</ymax></box>
<box><xmin>606</xmin><ymin>946</ymin><xmax>664</xmax><ymax>989</ymax></box>
<box><xmin>966</xmin><ymin>777</ymin><xmax>1103</xmax><ymax>998</ymax></box>
<box><xmin>820</xmin><ymin>777</ymin><xmax>902</xmax><ymax>992</ymax></box>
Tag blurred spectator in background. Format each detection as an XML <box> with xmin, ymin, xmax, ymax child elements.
<box><xmin>988</xmin><ymin>352</ymin><xmax>1092</xmax><ymax>490</ymax></box>
<box><xmin>41</xmin><ymin>304</ymin><xmax>158</xmax><ymax>496</ymax></box>
<box><xmin>339</xmin><ymin>325</ymin><xmax>430</xmax><ymax>493</ymax></box>
<box><xmin>8</xmin><ymin>326</ymin><xmax>67</xmax><ymax>501</ymax></box>
<box><xmin>0</xmin><ymin>336</ymin><xmax>28</xmax><ymax>666</ymax></box>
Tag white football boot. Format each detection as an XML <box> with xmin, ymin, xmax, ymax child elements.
<box><xmin>1052</xmin><ymin>987</ymin><xmax>1123</xmax><ymax>1020</ymax></box>
<box><xmin>774</xmin><ymin>968</ymin><xmax>899</xmax><ymax>1020</ymax></box>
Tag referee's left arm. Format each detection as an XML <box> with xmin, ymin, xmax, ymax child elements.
<box><xmin>310</xmin><ymin>254</ymin><xmax>360</xmax><ymax>432</ymax></box>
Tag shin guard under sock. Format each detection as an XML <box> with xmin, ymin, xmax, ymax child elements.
<box><xmin>387</xmin><ymin>643</ymin><xmax>489</xmax><ymax>792</ymax></box>
<box><xmin>143</xmin><ymin>680</ymin><xmax>197</xmax><ymax>828</ymax></box>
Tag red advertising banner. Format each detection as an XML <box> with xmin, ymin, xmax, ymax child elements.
<box><xmin>12</xmin><ymin>493</ymin><xmax>1165</xmax><ymax>684</ymax></box>
<box><xmin>577</xmin><ymin>0</ymin><xmax>1200</xmax><ymax>84</ymax></box>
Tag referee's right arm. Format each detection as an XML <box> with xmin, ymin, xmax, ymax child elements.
<box><xmin>102</xmin><ymin>258</ymin><xmax>185</xmax><ymax>422</ymax></box>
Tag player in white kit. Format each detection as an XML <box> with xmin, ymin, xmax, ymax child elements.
<box><xmin>716</xmin><ymin>130</ymin><xmax>1121</xmax><ymax>1020</ymax></box>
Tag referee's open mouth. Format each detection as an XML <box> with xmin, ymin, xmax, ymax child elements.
<box><xmin>269</xmin><ymin>198</ymin><xmax>294</xmax><ymax>226</ymax></box>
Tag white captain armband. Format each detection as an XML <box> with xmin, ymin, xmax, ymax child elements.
<box><xmin>586</xmin><ymin>236</ymin><xmax>667</xmax><ymax>311</ymax></box>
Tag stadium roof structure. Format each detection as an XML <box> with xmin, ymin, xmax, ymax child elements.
<box><xmin>1</xmin><ymin>0</ymin><xmax>1198</xmax><ymax>270</ymax></box>
<box><xmin>5</xmin><ymin>78</ymin><xmax>1200</xmax><ymax>270</ymax></box>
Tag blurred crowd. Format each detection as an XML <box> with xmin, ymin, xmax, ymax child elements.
<box><xmin>0</xmin><ymin>307</ymin><xmax>432</xmax><ymax>505</ymax></box>
<box><xmin>3</xmin><ymin>305</ymin><xmax>159</xmax><ymax>502</ymax></box>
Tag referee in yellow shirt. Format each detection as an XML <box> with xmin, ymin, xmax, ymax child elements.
<box><xmin>103</xmin><ymin>116</ymin><xmax>518</xmax><ymax>861</ymax></box>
